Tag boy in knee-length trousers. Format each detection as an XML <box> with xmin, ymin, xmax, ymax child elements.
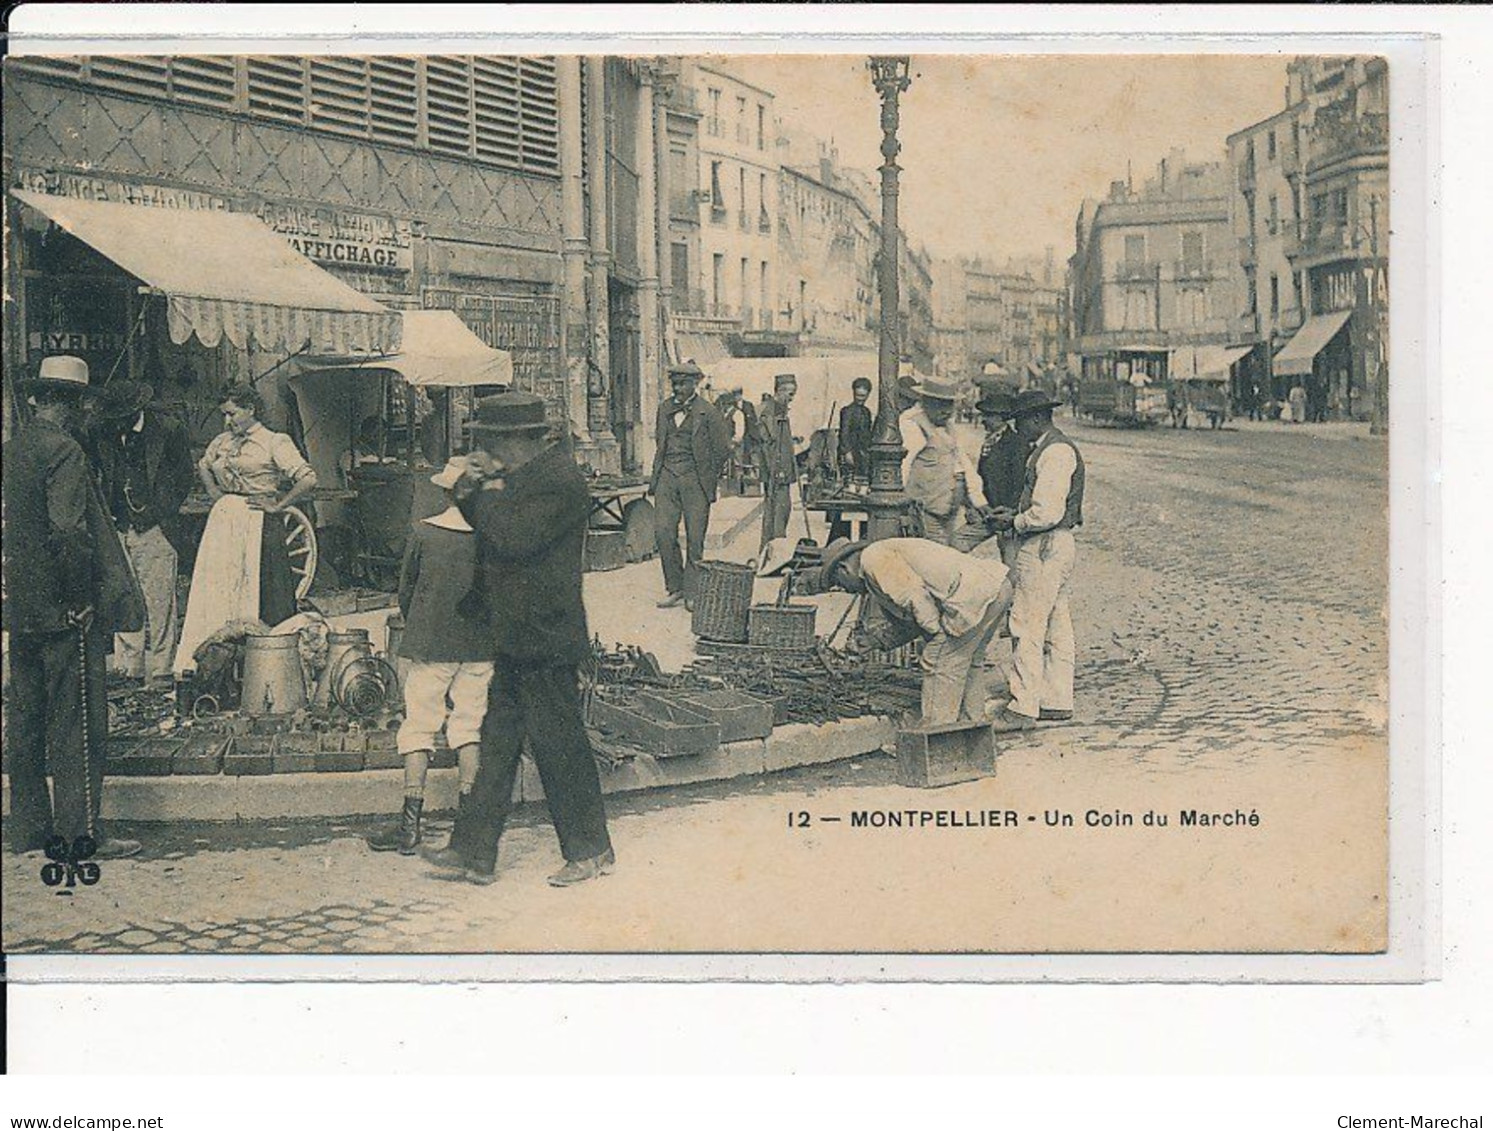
<box><xmin>367</xmin><ymin>458</ymin><xmax>493</xmax><ymax>855</ymax></box>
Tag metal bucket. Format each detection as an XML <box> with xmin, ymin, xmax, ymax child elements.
<box><xmin>315</xmin><ymin>628</ymin><xmax>372</xmax><ymax>709</ymax></box>
<box><xmin>239</xmin><ymin>634</ymin><xmax>307</xmax><ymax>716</ymax></box>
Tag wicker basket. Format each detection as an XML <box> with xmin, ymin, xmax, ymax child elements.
<box><xmin>747</xmin><ymin>604</ymin><xmax>817</xmax><ymax>651</ymax></box>
<box><xmin>691</xmin><ymin>559</ymin><xmax>756</xmax><ymax>643</ymax></box>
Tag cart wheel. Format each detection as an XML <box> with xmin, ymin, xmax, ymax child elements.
<box><xmin>283</xmin><ymin>505</ymin><xmax>318</xmax><ymax>599</ymax></box>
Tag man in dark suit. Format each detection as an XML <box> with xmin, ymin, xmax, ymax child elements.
<box><xmin>758</xmin><ymin>372</ymin><xmax>799</xmax><ymax>548</ymax></box>
<box><xmin>87</xmin><ymin>379</ymin><xmax>196</xmax><ymax>684</ymax></box>
<box><xmin>422</xmin><ymin>392</ymin><xmax>614</xmax><ymax>887</ymax></box>
<box><xmin>3</xmin><ymin>357</ymin><xmax>144</xmax><ymax>859</ymax></box>
<box><xmin>973</xmin><ymin>378</ymin><xmax>1029</xmax><ymax>565</ymax></box>
<box><xmin>649</xmin><ymin>361</ymin><xmax>731</xmax><ymax>608</ymax></box>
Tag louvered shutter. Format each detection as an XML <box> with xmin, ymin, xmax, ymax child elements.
<box><xmin>425</xmin><ymin>56</ymin><xmax>474</xmax><ymax>156</ymax></box>
<box><xmin>246</xmin><ymin>56</ymin><xmax>308</xmax><ymax>124</ymax></box>
<box><xmin>170</xmin><ymin>56</ymin><xmax>237</xmax><ymax>108</ymax></box>
<box><xmin>90</xmin><ymin>56</ymin><xmax>171</xmax><ymax>98</ymax></box>
<box><xmin>17</xmin><ymin>56</ymin><xmax>84</xmax><ymax>79</ymax></box>
<box><xmin>309</xmin><ymin>57</ymin><xmax>370</xmax><ymax>137</ymax></box>
<box><xmin>369</xmin><ymin>57</ymin><xmax>418</xmax><ymax>146</ymax></box>
<box><xmin>518</xmin><ymin>57</ymin><xmax>559</xmax><ymax>176</ymax></box>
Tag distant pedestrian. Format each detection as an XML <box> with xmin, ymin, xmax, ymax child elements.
<box><xmin>423</xmin><ymin>393</ymin><xmax>614</xmax><ymax>887</ymax></box>
<box><xmin>1289</xmin><ymin>383</ymin><xmax>1308</xmax><ymax>424</ymax></box>
<box><xmin>838</xmin><ymin>377</ymin><xmax>874</xmax><ymax>492</ymax></box>
<box><xmin>758</xmin><ymin>373</ymin><xmax>800</xmax><ymax>547</ymax></box>
<box><xmin>366</xmin><ymin>458</ymin><xmax>493</xmax><ymax>857</ymax></box>
<box><xmin>3</xmin><ymin>357</ymin><xmax>145</xmax><ymax>860</ymax></box>
<box><xmin>649</xmin><ymin>361</ymin><xmax>731</xmax><ymax>609</ymax></box>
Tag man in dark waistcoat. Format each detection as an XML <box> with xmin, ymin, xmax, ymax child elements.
<box><xmin>649</xmin><ymin>361</ymin><xmax>731</xmax><ymax>608</ymax></box>
<box><xmin>987</xmin><ymin>389</ymin><xmax>1086</xmax><ymax>732</ymax></box>
<box><xmin>3</xmin><ymin>357</ymin><xmax>145</xmax><ymax>859</ymax></box>
<box><xmin>422</xmin><ymin>392</ymin><xmax>614</xmax><ymax>887</ymax></box>
<box><xmin>87</xmin><ymin>379</ymin><xmax>196</xmax><ymax>684</ymax></box>
<box><xmin>972</xmin><ymin>378</ymin><xmax>1030</xmax><ymax>565</ymax></box>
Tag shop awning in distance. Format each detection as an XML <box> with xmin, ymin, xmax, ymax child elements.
<box><xmin>1272</xmin><ymin>310</ymin><xmax>1353</xmax><ymax>377</ymax></box>
<box><xmin>12</xmin><ymin>190</ymin><xmax>401</xmax><ymax>356</ymax></box>
<box><xmin>1172</xmin><ymin>344</ymin><xmax>1253</xmax><ymax>382</ymax></box>
<box><xmin>301</xmin><ymin>310</ymin><xmax>514</xmax><ymax>388</ymax></box>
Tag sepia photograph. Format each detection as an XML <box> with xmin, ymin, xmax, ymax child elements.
<box><xmin>0</xmin><ymin>46</ymin><xmax>1400</xmax><ymax>959</ymax></box>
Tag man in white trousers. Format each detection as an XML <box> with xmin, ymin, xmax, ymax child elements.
<box><xmin>986</xmin><ymin>389</ymin><xmax>1085</xmax><ymax>731</ymax></box>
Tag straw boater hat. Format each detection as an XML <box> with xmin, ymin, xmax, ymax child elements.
<box><xmin>429</xmin><ymin>456</ymin><xmax>468</xmax><ymax>490</ymax></box>
<box><xmin>913</xmin><ymin>376</ymin><xmax>961</xmax><ymax>403</ymax></box>
<box><xmin>464</xmin><ymin>391</ymin><xmax>551</xmax><ymax>440</ymax></box>
<box><xmin>20</xmin><ymin>355</ymin><xmax>92</xmax><ymax>399</ymax></box>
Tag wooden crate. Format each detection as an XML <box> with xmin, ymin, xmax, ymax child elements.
<box><xmin>584</xmin><ymin>529</ymin><xmax>628</xmax><ymax>572</ymax></box>
<box><xmin>638</xmin><ymin>688</ymin><xmax>774</xmax><ymax>743</ymax></box>
<box><xmin>895</xmin><ymin>720</ymin><xmax>997</xmax><ymax>789</ymax></box>
<box><xmin>588</xmin><ymin>697</ymin><xmax>721</xmax><ymax>759</ymax></box>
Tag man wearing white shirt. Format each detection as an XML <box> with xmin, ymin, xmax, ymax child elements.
<box><xmin>799</xmin><ymin>536</ymin><xmax>1013</xmax><ymax>725</ymax></box>
<box><xmin>987</xmin><ymin>389</ymin><xmax>1086</xmax><ymax>731</ymax></box>
<box><xmin>899</xmin><ymin>377</ymin><xmax>987</xmax><ymax>546</ymax></box>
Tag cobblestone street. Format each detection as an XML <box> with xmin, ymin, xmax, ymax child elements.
<box><xmin>3</xmin><ymin>420</ymin><xmax>1390</xmax><ymax>955</ymax></box>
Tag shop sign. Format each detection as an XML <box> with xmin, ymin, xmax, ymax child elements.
<box><xmin>15</xmin><ymin>169</ymin><xmax>232</xmax><ymax>212</ymax></box>
<box><xmin>256</xmin><ymin>203</ymin><xmax>413</xmax><ymax>272</ymax></box>
<box><xmin>28</xmin><ymin>330</ymin><xmax>127</xmax><ymax>353</ymax></box>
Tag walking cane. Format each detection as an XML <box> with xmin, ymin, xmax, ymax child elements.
<box><xmin>73</xmin><ymin>613</ymin><xmax>97</xmax><ymax>843</ymax></box>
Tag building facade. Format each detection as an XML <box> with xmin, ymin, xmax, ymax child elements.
<box><xmin>1227</xmin><ymin>55</ymin><xmax>1387</xmax><ymax>421</ymax></box>
<box><xmin>930</xmin><ymin>252</ymin><xmax>1066</xmax><ymax>382</ymax></box>
<box><xmin>3</xmin><ymin>54</ymin><xmax>686</xmax><ymax>475</ymax></box>
<box><xmin>1068</xmin><ymin>152</ymin><xmax>1244</xmax><ymax>389</ymax></box>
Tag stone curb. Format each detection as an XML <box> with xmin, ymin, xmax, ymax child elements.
<box><xmin>0</xmin><ymin>716</ymin><xmax>896</xmax><ymax>823</ymax></box>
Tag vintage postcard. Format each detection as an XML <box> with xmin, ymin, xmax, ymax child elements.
<box><xmin>0</xmin><ymin>43</ymin><xmax>1418</xmax><ymax>967</ymax></box>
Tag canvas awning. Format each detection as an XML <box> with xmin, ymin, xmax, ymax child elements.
<box><xmin>13</xmin><ymin>190</ymin><xmax>400</xmax><ymax>356</ymax></box>
<box><xmin>1171</xmin><ymin>344</ymin><xmax>1253</xmax><ymax>382</ymax></box>
<box><xmin>1272</xmin><ymin>311</ymin><xmax>1353</xmax><ymax>377</ymax></box>
<box><xmin>675</xmin><ymin>332</ymin><xmax>731</xmax><ymax>367</ymax></box>
<box><xmin>301</xmin><ymin>310</ymin><xmax>513</xmax><ymax>388</ymax></box>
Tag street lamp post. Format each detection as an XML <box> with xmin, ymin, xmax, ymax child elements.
<box><xmin>865</xmin><ymin>55</ymin><xmax>913</xmax><ymax>542</ymax></box>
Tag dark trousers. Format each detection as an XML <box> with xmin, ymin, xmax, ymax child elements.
<box><xmin>259</xmin><ymin>512</ymin><xmax>297</xmax><ymax>625</ymax></box>
<box><xmin>654</xmin><ymin>467</ymin><xmax>711</xmax><ymax>598</ymax></box>
<box><xmin>8</xmin><ymin>623</ymin><xmax>108</xmax><ymax>846</ymax></box>
<box><xmin>454</xmin><ymin>660</ymin><xmax>611</xmax><ymax>873</ymax></box>
<box><xmin>760</xmin><ymin>482</ymin><xmax>792</xmax><ymax>547</ymax></box>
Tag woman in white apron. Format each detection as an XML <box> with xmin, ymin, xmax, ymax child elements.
<box><xmin>173</xmin><ymin>384</ymin><xmax>318</xmax><ymax>676</ymax></box>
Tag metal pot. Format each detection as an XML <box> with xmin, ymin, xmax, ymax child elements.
<box><xmin>315</xmin><ymin>628</ymin><xmax>372</xmax><ymax>709</ymax></box>
<box><xmin>239</xmin><ymin>633</ymin><xmax>307</xmax><ymax>716</ymax></box>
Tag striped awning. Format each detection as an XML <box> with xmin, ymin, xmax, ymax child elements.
<box><xmin>13</xmin><ymin>189</ymin><xmax>400</xmax><ymax>356</ymax></box>
<box><xmin>1273</xmin><ymin>311</ymin><xmax>1353</xmax><ymax>377</ymax></box>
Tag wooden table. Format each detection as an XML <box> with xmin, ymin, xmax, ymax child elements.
<box><xmin>806</xmin><ymin>498</ymin><xmax>870</xmax><ymax>542</ymax></box>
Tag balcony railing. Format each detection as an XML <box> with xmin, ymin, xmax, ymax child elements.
<box><xmin>1116</xmin><ymin>260</ymin><xmax>1157</xmax><ymax>282</ymax></box>
<box><xmin>1310</xmin><ymin>111</ymin><xmax>1389</xmax><ymax>170</ymax></box>
<box><xmin>1174</xmin><ymin>259</ymin><xmax>1217</xmax><ymax>281</ymax></box>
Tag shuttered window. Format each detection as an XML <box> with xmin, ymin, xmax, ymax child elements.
<box><xmin>246</xmin><ymin>56</ymin><xmax>308</xmax><ymax>124</ymax></box>
<box><xmin>309</xmin><ymin>57</ymin><xmax>370</xmax><ymax>136</ymax></box>
<box><xmin>170</xmin><ymin>56</ymin><xmax>237</xmax><ymax>108</ymax></box>
<box><xmin>518</xmin><ymin>58</ymin><xmax>559</xmax><ymax>175</ymax></box>
<box><xmin>14</xmin><ymin>54</ymin><xmax>559</xmax><ymax>177</ymax></box>
<box><xmin>90</xmin><ymin>56</ymin><xmax>171</xmax><ymax>98</ymax></box>
<box><xmin>425</xmin><ymin>56</ymin><xmax>475</xmax><ymax>156</ymax></box>
<box><xmin>369</xmin><ymin>57</ymin><xmax>418</xmax><ymax>146</ymax></box>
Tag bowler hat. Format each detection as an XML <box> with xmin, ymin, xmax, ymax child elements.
<box><xmin>913</xmin><ymin>377</ymin><xmax>961</xmax><ymax>403</ymax></box>
<box><xmin>669</xmin><ymin>360</ymin><xmax>704</xmax><ymax>381</ymax></box>
<box><xmin>465</xmin><ymin>391</ymin><xmax>551</xmax><ymax>438</ymax></box>
<box><xmin>20</xmin><ymin>355</ymin><xmax>91</xmax><ymax>398</ymax></box>
<box><xmin>96</xmin><ymin>380</ymin><xmax>154</xmax><ymax>423</ymax></box>
<box><xmin>1007</xmin><ymin>388</ymin><xmax>1063</xmax><ymax>417</ymax></box>
<box><xmin>975</xmin><ymin>386</ymin><xmax>1016</xmax><ymax>416</ymax></box>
